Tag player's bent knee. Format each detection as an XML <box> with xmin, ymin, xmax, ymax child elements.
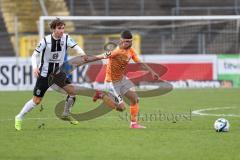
<box><xmin>116</xmin><ymin>103</ymin><xmax>126</xmax><ymax>112</ymax></box>
<box><xmin>116</xmin><ymin>106</ymin><xmax>126</xmax><ymax>112</ymax></box>
<box><xmin>130</xmin><ymin>97</ymin><xmax>139</xmax><ymax>105</ymax></box>
<box><xmin>33</xmin><ymin>97</ymin><xmax>42</xmax><ymax>105</ymax></box>
<box><xmin>136</xmin><ymin>97</ymin><xmax>139</xmax><ymax>103</ymax></box>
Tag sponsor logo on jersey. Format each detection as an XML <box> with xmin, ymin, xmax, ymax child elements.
<box><xmin>36</xmin><ymin>89</ymin><xmax>41</xmax><ymax>95</ymax></box>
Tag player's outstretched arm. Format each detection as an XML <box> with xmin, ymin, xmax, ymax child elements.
<box><xmin>138</xmin><ymin>62</ymin><xmax>159</xmax><ymax>80</ymax></box>
<box><xmin>84</xmin><ymin>52</ymin><xmax>111</xmax><ymax>62</ymax></box>
<box><xmin>66</xmin><ymin>53</ymin><xmax>110</xmax><ymax>68</ymax></box>
<box><xmin>86</xmin><ymin>54</ymin><xmax>104</xmax><ymax>63</ymax></box>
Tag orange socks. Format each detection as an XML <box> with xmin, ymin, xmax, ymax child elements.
<box><xmin>130</xmin><ymin>103</ymin><xmax>139</xmax><ymax>123</ymax></box>
<box><xmin>102</xmin><ymin>95</ymin><xmax>140</xmax><ymax>123</ymax></box>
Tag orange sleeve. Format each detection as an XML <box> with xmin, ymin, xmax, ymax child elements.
<box><xmin>131</xmin><ymin>49</ymin><xmax>140</xmax><ymax>63</ymax></box>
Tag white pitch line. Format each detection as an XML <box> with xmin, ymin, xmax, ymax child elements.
<box><xmin>192</xmin><ymin>107</ymin><xmax>240</xmax><ymax>117</ymax></box>
<box><xmin>2</xmin><ymin>107</ymin><xmax>238</xmax><ymax>122</ymax></box>
<box><xmin>0</xmin><ymin>116</ymin><xmax>120</xmax><ymax>122</ymax></box>
<box><xmin>0</xmin><ymin>117</ymin><xmax>58</xmax><ymax>122</ymax></box>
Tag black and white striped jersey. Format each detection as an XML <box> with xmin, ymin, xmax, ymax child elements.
<box><xmin>34</xmin><ymin>34</ymin><xmax>79</xmax><ymax>77</ymax></box>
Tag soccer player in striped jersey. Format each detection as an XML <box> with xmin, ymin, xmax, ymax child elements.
<box><xmin>15</xmin><ymin>18</ymin><xmax>90</xmax><ymax>130</ymax></box>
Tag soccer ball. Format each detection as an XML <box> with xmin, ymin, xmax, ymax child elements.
<box><xmin>214</xmin><ymin>118</ymin><xmax>230</xmax><ymax>132</ymax></box>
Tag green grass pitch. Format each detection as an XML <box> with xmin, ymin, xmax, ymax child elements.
<box><xmin>0</xmin><ymin>89</ymin><xmax>240</xmax><ymax>160</ymax></box>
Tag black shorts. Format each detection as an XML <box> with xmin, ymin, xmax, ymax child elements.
<box><xmin>33</xmin><ymin>72</ymin><xmax>71</xmax><ymax>97</ymax></box>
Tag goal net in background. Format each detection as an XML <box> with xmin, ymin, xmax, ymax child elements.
<box><xmin>39</xmin><ymin>16</ymin><xmax>240</xmax><ymax>55</ymax></box>
<box><xmin>36</xmin><ymin>16</ymin><xmax>240</xmax><ymax>88</ymax></box>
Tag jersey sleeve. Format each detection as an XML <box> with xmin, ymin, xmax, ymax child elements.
<box><xmin>131</xmin><ymin>49</ymin><xmax>140</xmax><ymax>62</ymax></box>
<box><xmin>72</xmin><ymin>45</ymin><xmax>85</xmax><ymax>55</ymax></box>
<box><xmin>107</xmin><ymin>49</ymin><xmax>119</xmax><ymax>58</ymax></box>
<box><xmin>67</xmin><ymin>35</ymin><xmax>77</xmax><ymax>48</ymax></box>
<box><xmin>35</xmin><ymin>38</ymin><xmax>46</xmax><ymax>53</ymax></box>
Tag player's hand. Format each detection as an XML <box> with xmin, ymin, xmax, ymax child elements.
<box><xmin>103</xmin><ymin>51</ymin><xmax>112</xmax><ymax>58</ymax></box>
<box><xmin>33</xmin><ymin>68</ymin><xmax>40</xmax><ymax>77</ymax></box>
<box><xmin>151</xmin><ymin>72</ymin><xmax>159</xmax><ymax>80</ymax></box>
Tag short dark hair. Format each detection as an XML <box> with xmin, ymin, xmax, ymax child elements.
<box><xmin>120</xmin><ymin>30</ymin><xmax>132</xmax><ymax>39</ymax></box>
<box><xmin>49</xmin><ymin>18</ymin><xmax>65</xmax><ymax>29</ymax></box>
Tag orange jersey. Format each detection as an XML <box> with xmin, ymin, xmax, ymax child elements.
<box><xmin>105</xmin><ymin>47</ymin><xmax>140</xmax><ymax>82</ymax></box>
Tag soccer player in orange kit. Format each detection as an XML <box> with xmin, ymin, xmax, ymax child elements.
<box><xmin>93</xmin><ymin>30</ymin><xmax>159</xmax><ymax>129</ymax></box>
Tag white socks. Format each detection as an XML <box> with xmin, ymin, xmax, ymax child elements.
<box><xmin>15</xmin><ymin>96</ymin><xmax>76</xmax><ymax>120</ymax></box>
<box><xmin>16</xmin><ymin>99</ymin><xmax>37</xmax><ymax>120</ymax></box>
<box><xmin>62</xmin><ymin>96</ymin><xmax>76</xmax><ymax>116</ymax></box>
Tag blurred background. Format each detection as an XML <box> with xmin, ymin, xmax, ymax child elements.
<box><xmin>0</xmin><ymin>0</ymin><xmax>240</xmax><ymax>90</ymax></box>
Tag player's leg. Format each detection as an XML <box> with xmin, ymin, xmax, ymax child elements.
<box><xmin>93</xmin><ymin>81</ymin><xmax>126</xmax><ymax>111</ymax></box>
<box><xmin>49</xmin><ymin>72</ymin><xmax>77</xmax><ymax>116</ymax></box>
<box><xmin>15</xmin><ymin>96</ymin><xmax>42</xmax><ymax>120</ymax></box>
<box><xmin>61</xmin><ymin>94</ymin><xmax>79</xmax><ymax>125</ymax></box>
<box><xmin>15</xmin><ymin>76</ymin><xmax>49</xmax><ymax>130</ymax></box>
<box><xmin>57</xmin><ymin>77</ymin><xmax>79</xmax><ymax>125</ymax></box>
<box><xmin>62</xmin><ymin>82</ymin><xmax>118</xmax><ymax>111</ymax></box>
<box><xmin>47</xmin><ymin>72</ymin><xmax>79</xmax><ymax>125</ymax></box>
<box><xmin>121</xmin><ymin>77</ymin><xmax>145</xmax><ymax>128</ymax></box>
<box><xmin>62</xmin><ymin>95</ymin><xmax>76</xmax><ymax>116</ymax></box>
<box><xmin>124</xmin><ymin>90</ymin><xmax>139</xmax><ymax>122</ymax></box>
<box><xmin>62</xmin><ymin>78</ymin><xmax>77</xmax><ymax>116</ymax></box>
<box><xmin>15</xmin><ymin>96</ymin><xmax>42</xmax><ymax>131</ymax></box>
<box><xmin>92</xmin><ymin>90</ymin><xmax>120</xmax><ymax>110</ymax></box>
<box><xmin>124</xmin><ymin>90</ymin><xmax>145</xmax><ymax>129</ymax></box>
<box><xmin>106</xmin><ymin>82</ymin><xmax>126</xmax><ymax>111</ymax></box>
